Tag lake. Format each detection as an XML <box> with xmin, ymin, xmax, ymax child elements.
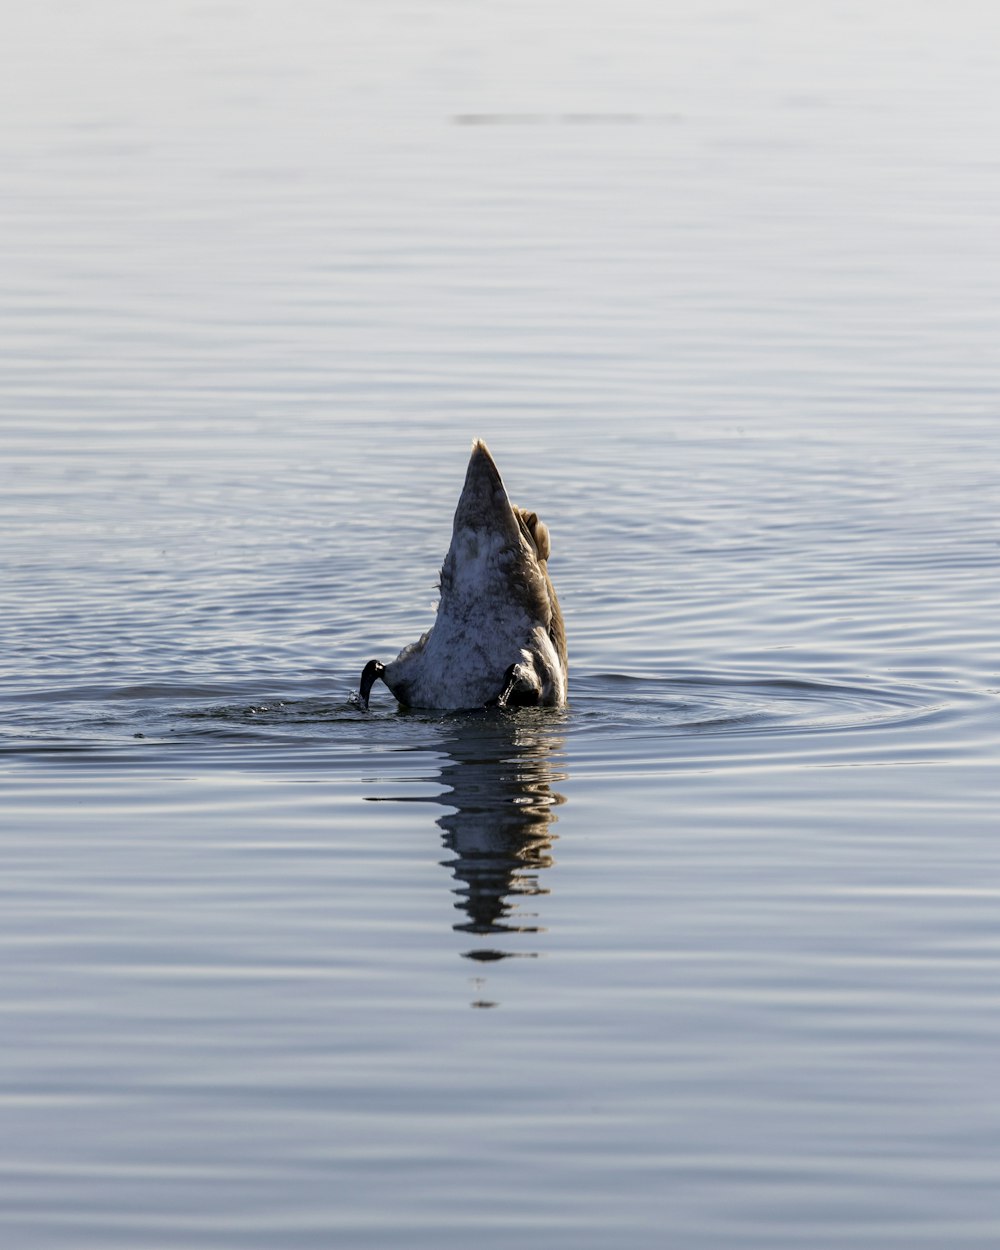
<box><xmin>2</xmin><ymin>2</ymin><xmax>1000</xmax><ymax>1246</ymax></box>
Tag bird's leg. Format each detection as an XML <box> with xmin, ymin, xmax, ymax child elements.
<box><xmin>359</xmin><ymin>660</ymin><xmax>385</xmax><ymax>710</ymax></box>
<box><xmin>486</xmin><ymin>663</ymin><xmax>521</xmax><ymax>710</ymax></box>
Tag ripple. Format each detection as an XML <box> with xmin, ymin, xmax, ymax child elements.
<box><xmin>0</xmin><ymin>669</ymin><xmax>958</xmax><ymax>765</ymax></box>
<box><xmin>570</xmin><ymin>671</ymin><xmax>942</xmax><ymax>738</ymax></box>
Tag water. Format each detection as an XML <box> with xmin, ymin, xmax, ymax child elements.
<box><xmin>3</xmin><ymin>2</ymin><xmax>1000</xmax><ymax>1245</ymax></box>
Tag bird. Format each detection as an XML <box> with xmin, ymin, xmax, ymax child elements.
<box><xmin>359</xmin><ymin>439</ymin><xmax>567</xmax><ymax>710</ymax></box>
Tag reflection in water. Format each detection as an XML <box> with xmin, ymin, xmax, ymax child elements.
<box><xmin>372</xmin><ymin>712</ymin><xmax>567</xmax><ymax>1005</ymax></box>
<box><xmin>436</xmin><ymin>713</ymin><xmax>566</xmax><ymax>1005</ymax></box>
<box><xmin>436</xmin><ymin>715</ymin><xmax>565</xmax><ymax>935</ymax></box>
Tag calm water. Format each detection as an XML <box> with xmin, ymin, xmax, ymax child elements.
<box><xmin>3</xmin><ymin>2</ymin><xmax>1000</xmax><ymax>1246</ymax></box>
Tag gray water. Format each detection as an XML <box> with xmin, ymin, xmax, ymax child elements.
<box><xmin>3</xmin><ymin>2</ymin><xmax>1000</xmax><ymax>1246</ymax></box>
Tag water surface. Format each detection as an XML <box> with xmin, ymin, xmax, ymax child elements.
<box><xmin>2</xmin><ymin>2</ymin><xmax>1000</xmax><ymax>1246</ymax></box>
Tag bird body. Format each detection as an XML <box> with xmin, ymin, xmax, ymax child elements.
<box><xmin>360</xmin><ymin>440</ymin><xmax>567</xmax><ymax>710</ymax></box>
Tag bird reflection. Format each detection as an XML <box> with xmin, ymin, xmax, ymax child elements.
<box><xmin>434</xmin><ymin>713</ymin><xmax>566</xmax><ymax>955</ymax></box>
<box><xmin>367</xmin><ymin>710</ymin><xmax>566</xmax><ymax>1004</ymax></box>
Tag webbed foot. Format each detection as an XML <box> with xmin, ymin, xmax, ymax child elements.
<box><xmin>486</xmin><ymin>663</ymin><xmax>520</xmax><ymax>710</ymax></box>
<box><xmin>359</xmin><ymin>660</ymin><xmax>385</xmax><ymax>710</ymax></box>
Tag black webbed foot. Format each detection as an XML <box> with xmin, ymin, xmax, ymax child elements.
<box><xmin>486</xmin><ymin>663</ymin><xmax>543</xmax><ymax>709</ymax></box>
<box><xmin>359</xmin><ymin>660</ymin><xmax>385</xmax><ymax>710</ymax></box>
<box><xmin>485</xmin><ymin>663</ymin><xmax>519</xmax><ymax>710</ymax></box>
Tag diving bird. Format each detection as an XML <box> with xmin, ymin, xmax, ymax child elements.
<box><xmin>359</xmin><ymin>439</ymin><xmax>567</xmax><ymax>710</ymax></box>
